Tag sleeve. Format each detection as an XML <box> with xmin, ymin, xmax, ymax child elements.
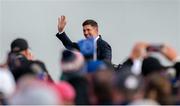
<box><xmin>56</xmin><ymin>32</ymin><xmax>79</xmax><ymax>50</ymax></box>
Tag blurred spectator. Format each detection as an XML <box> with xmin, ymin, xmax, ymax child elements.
<box><xmin>9</xmin><ymin>75</ymin><xmax>61</xmax><ymax>105</ymax></box>
<box><xmin>60</xmin><ymin>49</ymin><xmax>85</xmax><ymax>73</ymax></box>
<box><xmin>64</xmin><ymin>74</ymin><xmax>89</xmax><ymax>105</ymax></box>
<box><xmin>144</xmin><ymin>73</ymin><xmax>173</xmax><ymax>105</ymax></box>
<box><xmin>29</xmin><ymin>60</ymin><xmax>54</xmax><ymax>83</ymax></box>
<box><xmin>142</xmin><ymin>56</ymin><xmax>169</xmax><ymax>76</ymax></box>
<box><xmin>91</xmin><ymin>61</ymin><xmax>114</xmax><ymax>105</ymax></box>
<box><xmin>10</xmin><ymin>38</ymin><xmax>34</xmax><ymax>60</ymax></box>
<box><xmin>112</xmin><ymin>67</ymin><xmax>144</xmax><ymax>105</ymax></box>
<box><xmin>160</xmin><ymin>44</ymin><xmax>180</xmax><ymax>79</ymax></box>
<box><xmin>0</xmin><ymin>68</ymin><xmax>15</xmax><ymax>105</ymax></box>
<box><xmin>7</xmin><ymin>38</ymin><xmax>53</xmax><ymax>83</ymax></box>
<box><xmin>59</xmin><ymin>49</ymin><xmax>89</xmax><ymax>105</ymax></box>
<box><xmin>60</xmin><ymin>49</ymin><xmax>85</xmax><ymax>82</ymax></box>
<box><xmin>53</xmin><ymin>81</ymin><xmax>76</xmax><ymax>105</ymax></box>
<box><xmin>119</xmin><ymin>42</ymin><xmax>149</xmax><ymax>75</ymax></box>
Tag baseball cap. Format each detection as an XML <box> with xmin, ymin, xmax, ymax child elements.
<box><xmin>10</xmin><ymin>38</ymin><xmax>29</xmax><ymax>53</ymax></box>
<box><xmin>142</xmin><ymin>56</ymin><xmax>169</xmax><ymax>76</ymax></box>
<box><xmin>77</xmin><ymin>37</ymin><xmax>95</xmax><ymax>60</ymax></box>
<box><xmin>87</xmin><ymin>60</ymin><xmax>107</xmax><ymax>73</ymax></box>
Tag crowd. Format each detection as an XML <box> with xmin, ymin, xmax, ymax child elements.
<box><xmin>0</xmin><ymin>16</ymin><xmax>180</xmax><ymax>105</ymax></box>
<box><xmin>0</xmin><ymin>37</ymin><xmax>180</xmax><ymax>105</ymax></box>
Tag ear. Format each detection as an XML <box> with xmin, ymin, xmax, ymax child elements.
<box><xmin>93</xmin><ymin>27</ymin><xmax>98</xmax><ymax>35</ymax></box>
<box><xmin>95</xmin><ymin>27</ymin><xmax>98</xmax><ymax>32</ymax></box>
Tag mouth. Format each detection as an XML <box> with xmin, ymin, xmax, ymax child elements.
<box><xmin>85</xmin><ymin>35</ymin><xmax>91</xmax><ymax>38</ymax></box>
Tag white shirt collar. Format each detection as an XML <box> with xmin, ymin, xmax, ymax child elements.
<box><xmin>95</xmin><ymin>35</ymin><xmax>100</xmax><ymax>42</ymax></box>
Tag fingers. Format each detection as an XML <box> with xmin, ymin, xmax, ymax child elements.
<box><xmin>58</xmin><ymin>15</ymin><xmax>66</xmax><ymax>24</ymax></box>
<box><xmin>58</xmin><ymin>15</ymin><xmax>67</xmax><ymax>32</ymax></box>
<box><xmin>61</xmin><ymin>15</ymin><xmax>66</xmax><ymax>22</ymax></box>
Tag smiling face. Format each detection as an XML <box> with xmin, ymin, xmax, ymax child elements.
<box><xmin>82</xmin><ymin>19</ymin><xmax>99</xmax><ymax>38</ymax></box>
<box><xmin>83</xmin><ymin>25</ymin><xmax>98</xmax><ymax>38</ymax></box>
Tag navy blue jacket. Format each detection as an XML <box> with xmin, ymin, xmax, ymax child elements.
<box><xmin>56</xmin><ymin>32</ymin><xmax>112</xmax><ymax>62</ymax></box>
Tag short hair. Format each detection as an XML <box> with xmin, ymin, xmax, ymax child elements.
<box><xmin>82</xmin><ymin>19</ymin><xmax>98</xmax><ymax>27</ymax></box>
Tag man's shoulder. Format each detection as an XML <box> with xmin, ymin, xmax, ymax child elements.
<box><xmin>97</xmin><ymin>36</ymin><xmax>111</xmax><ymax>47</ymax></box>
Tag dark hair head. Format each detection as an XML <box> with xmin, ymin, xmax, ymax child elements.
<box><xmin>82</xmin><ymin>19</ymin><xmax>98</xmax><ymax>27</ymax></box>
<box><xmin>10</xmin><ymin>38</ymin><xmax>29</xmax><ymax>53</ymax></box>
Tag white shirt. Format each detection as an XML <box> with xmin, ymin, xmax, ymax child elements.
<box><xmin>0</xmin><ymin>68</ymin><xmax>16</xmax><ymax>97</ymax></box>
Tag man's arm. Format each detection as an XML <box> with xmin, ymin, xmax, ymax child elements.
<box><xmin>56</xmin><ymin>32</ymin><xmax>79</xmax><ymax>50</ymax></box>
<box><xmin>56</xmin><ymin>16</ymin><xmax>79</xmax><ymax>50</ymax></box>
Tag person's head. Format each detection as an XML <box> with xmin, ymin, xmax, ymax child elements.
<box><xmin>10</xmin><ymin>38</ymin><xmax>34</xmax><ymax>60</ymax></box>
<box><xmin>9</xmin><ymin>76</ymin><xmax>61</xmax><ymax>105</ymax></box>
<box><xmin>60</xmin><ymin>49</ymin><xmax>85</xmax><ymax>72</ymax></box>
<box><xmin>144</xmin><ymin>73</ymin><xmax>172</xmax><ymax>105</ymax></box>
<box><xmin>142</xmin><ymin>56</ymin><xmax>168</xmax><ymax>76</ymax></box>
<box><xmin>112</xmin><ymin>67</ymin><xmax>144</xmax><ymax>104</ymax></box>
<box><xmin>7</xmin><ymin>52</ymin><xmax>28</xmax><ymax>71</ymax></box>
<box><xmin>82</xmin><ymin>19</ymin><xmax>98</xmax><ymax>38</ymax></box>
<box><xmin>29</xmin><ymin>60</ymin><xmax>53</xmax><ymax>82</ymax></box>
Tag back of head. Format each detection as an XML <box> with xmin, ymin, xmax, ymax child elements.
<box><xmin>144</xmin><ymin>73</ymin><xmax>172</xmax><ymax>104</ymax></box>
<box><xmin>29</xmin><ymin>60</ymin><xmax>54</xmax><ymax>82</ymax></box>
<box><xmin>12</xmin><ymin>64</ymin><xmax>35</xmax><ymax>82</ymax></box>
<box><xmin>9</xmin><ymin>77</ymin><xmax>61</xmax><ymax>105</ymax></box>
<box><xmin>7</xmin><ymin>52</ymin><xmax>28</xmax><ymax>71</ymax></box>
<box><xmin>9</xmin><ymin>57</ymin><xmax>35</xmax><ymax>82</ymax></box>
<box><xmin>142</xmin><ymin>56</ymin><xmax>167</xmax><ymax>76</ymax></box>
<box><xmin>60</xmin><ymin>49</ymin><xmax>84</xmax><ymax>72</ymax></box>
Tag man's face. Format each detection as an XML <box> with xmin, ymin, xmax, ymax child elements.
<box><xmin>83</xmin><ymin>25</ymin><xmax>98</xmax><ymax>38</ymax></box>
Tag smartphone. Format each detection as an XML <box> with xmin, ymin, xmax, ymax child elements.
<box><xmin>146</xmin><ymin>44</ymin><xmax>163</xmax><ymax>52</ymax></box>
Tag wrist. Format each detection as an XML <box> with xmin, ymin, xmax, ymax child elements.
<box><xmin>58</xmin><ymin>31</ymin><xmax>64</xmax><ymax>34</ymax></box>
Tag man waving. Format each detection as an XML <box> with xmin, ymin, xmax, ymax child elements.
<box><xmin>56</xmin><ymin>16</ymin><xmax>112</xmax><ymax>62</ymax></box>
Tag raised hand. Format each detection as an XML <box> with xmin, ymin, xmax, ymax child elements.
<box><xmin>130</xmin><ymin>42</ymin><xmax>149</xmax><ymax>60</ymax></box>
<box><xmin>58</xmin><ymin>15</ymin><xmax>67</xmax><ymax>32</ymax></box>
<box><xmin>161</xmin><ymin>44</ymin><xmax>178</xmax><ymax>62</ymax></box>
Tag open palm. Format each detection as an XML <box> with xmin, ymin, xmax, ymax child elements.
<box><xmin>58</xmin><ymin>15</ymin><xmax>67</xmax><ymax>32</ymax></box>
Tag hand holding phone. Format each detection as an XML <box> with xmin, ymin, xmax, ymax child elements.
<box><xmin>146</xmin><ymin>44</ymin><xmax>164</xmax><ymax>52</ymax></box>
